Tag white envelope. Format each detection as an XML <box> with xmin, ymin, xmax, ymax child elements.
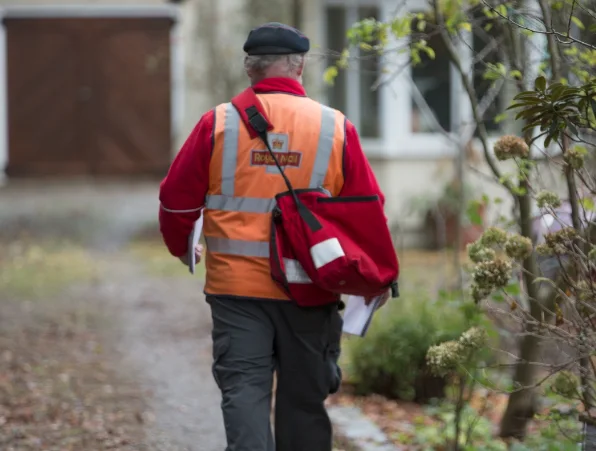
<box><xmin>187</xmin><ymin>213</ymin><xmax>204</xmax><ymax>275</ymax></box>
<box><xmin>342</xmin><ymin>295</ymin><xmax>382</xmax><ymax>337</ymax></box>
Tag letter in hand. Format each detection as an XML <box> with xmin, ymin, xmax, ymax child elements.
<box><xmin>179</xmin><ymin>244</ymin><xmax>204</xmax><ymax>266</ymax></box>
<box><xmin>364</xmin><ymin>289</ymin><xmax>390</xmax><ymax>309</ymax></box>
<box><xmin>194</xmin><ymin>244</ymin><xmax>204</xmax><ymax>263</ymax></box>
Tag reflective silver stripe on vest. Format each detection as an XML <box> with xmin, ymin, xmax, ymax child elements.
<box><xmin>309</xmin><ymin>105</ymin><xmax>337</xmax><ymax>188</ymax></box>
<box><xmin>205</xmin><ymin>195</ymin><xmax>276</xmax><ymax>213</ymax></box>
<box><xmin>206</xmin><ymin>237</ymin><xmax>269</xmax><ymax>258</ymax></box>
<box><xmin>221</xmin><ymin>103</ymin><xmax>240</xmax><ymax>196</ymax></box>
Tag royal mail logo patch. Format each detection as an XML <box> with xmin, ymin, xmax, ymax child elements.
<box><xmin>251</xmin><ymin>150</ymin><xmax>302</xmax><ymax>167</ymax></box>
<box><xmin>250</xmin><ymin>133</ymin><xmax>302</xmax><ymax>172</ymax></box>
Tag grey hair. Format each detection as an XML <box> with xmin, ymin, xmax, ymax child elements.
<box><xmin>244</xmin><ymin>53</ymin><xmax>305</xmax><ymax>78</ymax></box>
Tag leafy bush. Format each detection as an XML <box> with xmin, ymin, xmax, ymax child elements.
<box><xmin>407</xmin><ymin>401</ymin><xmax>580</xmax><ymax>451</ymax></box>
<box><xmin>347</xmin><ymin>292</ymin><xmax>492</xmax><ymax>402</ymax></box>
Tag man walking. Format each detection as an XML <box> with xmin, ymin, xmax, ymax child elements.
<box><xmin>159</xmin><ymin>22</ymin><xmax>390</xmax><ymax>451</ymax></box>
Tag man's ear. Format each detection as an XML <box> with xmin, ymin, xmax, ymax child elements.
<box><xmin>297</xmin><ymin>55</ymin><xmax>306</xmax><ymax>77</ymax></box>
<box><xmin>244</xmin><ymin>56</ymin><xmax>252</xmax><ymax>78</ymax></box>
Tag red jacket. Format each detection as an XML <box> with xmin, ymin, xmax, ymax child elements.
<box><xmin>159</xmin><ymin>77</ymin><xmax>386</xmax><ymax>257</ymax></box>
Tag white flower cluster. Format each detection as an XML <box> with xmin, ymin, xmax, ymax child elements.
<box><xmin>493</xmin><ymin>135</ymin><xmax>529</xmax><ymax>161</ymax></box>
<box><xmin>467</xmin><ymin>227</ymin><xmax>532</xmax><ymax>303</ymax></box>
<box><xmin>427</xmin><ymin>327</ymin><xmax>488</xmax><ymax>377</ymax></box>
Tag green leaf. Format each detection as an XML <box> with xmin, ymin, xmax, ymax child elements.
<box><xmin>492</xmin><ymin>293</ymin><xmax>505</xmax><ymax>303</ymax></box>
<box><xmin>422</xmin><ymin>46</ymin><xmax>436</xmax><ymax>60</ymax></box>
<box><xmin>512</xmin><ymin>185</ymin><xmax>528</xmax><ymax>196</ymax></box>
<box><xmin>410</xmin><ymin>48</ymin><xmax>421</xmax><ymax>65</ymax></box>
<box><xmin>323</xmin><ymin>66</ymin><xmax>338</xmax><ymax>85</ymax></box>
<box><xmin>458</xmin><ymin>22</ymin><xmax>472</xmax><ymax>32</ymax></box>
<box><xmin>466</xmin><ymin>200</ymin><xmax>484</xmax><ymax>226</ymax></box>
<box><xmin>494</xmin><ymin>112</ymin><xmax>508</xmax><ymax>124</ymax></box>
<box><xmin>581</xmin><ymin>197</ymin><xmax>596</xmax><ymax>212</ymax></box>
<box><xmin>483</xmin><ymin>62</ymin><xmax>507</xmax><ymax>81</ymax></box>
<box><xmin>535</xmin><ymin>76</ymin><xmax>547</xmax><ymax>92</ymax></box>
<box><xmin>505</xmin><ymin>282</ymin><xmax>521</xmax><ymax>296</ymax></box>
<box><xmin>545</xmin><ymin>134</ymin><xmax>553</xmax><ymax>148</ymax></box>
<box><xmin>573</xmin><ymin>145</ymin><xmax>588</xmax><ymax>156</ymax></box>
<box><xmin>499</xmin><ymin>175</ymin><xmax>512</xmax><ymax>186</ymax></box>
<box><xmin>337</xmin><ymin>49</ymin><xmax>349</xmax><ymax>69</ymax></box>
<box><xmin>571</xmin><ymin>16</ymin><xmax>585</xmax><ymax>31</ymax></box>
<box><xmin>390</xmin><ymin>17</ymin><xmax>412</xmax><ymax>38</ymax></box>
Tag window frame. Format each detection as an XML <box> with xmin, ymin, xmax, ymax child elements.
<box><xmin>320</xmin><ymin>0</ymin><xmax>516</xmax><ymax>158</ymax></box>
<box><xmin>322</xmin><ymin>0</ymin><xmax>387</xmax><ymax>156</ymax></box>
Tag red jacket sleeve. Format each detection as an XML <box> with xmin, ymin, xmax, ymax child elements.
<box><xmin>159</xmin><ymin>110</ymin><xmax>214</xmax><ymax>257</ymax></box>
<box><xmin>340</xmin><ymin>119</ymin><xmax>386</xmax><ymax>207</ymax></box>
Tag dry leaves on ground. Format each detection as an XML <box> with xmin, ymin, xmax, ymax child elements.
<box><xmin>0</xmin><ymin>305</ymin><xmax>150</xmax><ymax>451</ymax></box>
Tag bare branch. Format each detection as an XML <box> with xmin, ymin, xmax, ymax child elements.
<box><xmin>431</xmin><ymin>0</ymin><xmax>515</xmax><ymax>195</ymax></box>
<box><xmin>480</xmin><ymin>0</ymin><xmax>596</xmax><ymax>51</ymax></box>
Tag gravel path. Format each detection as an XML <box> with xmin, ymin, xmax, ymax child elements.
<box><xmin>99</xmin><ymin>258</ymin><xmax>226</xmax><ymax>451</ymax></box>
<box><xmin>1</xmin><ymin>181</ymin><xmax>227</xmax><ymax>450</ymax></box>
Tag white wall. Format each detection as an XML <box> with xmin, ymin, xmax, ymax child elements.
<box><xmin>371</xmin><ymin>148</ymin><xmax>569</xmax><ymax>248</ymax></box>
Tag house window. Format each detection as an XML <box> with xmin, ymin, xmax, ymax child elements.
<box><xmin>326</xmin><ymin>7</ymin><xmax>347</xmax><ymax>114</ymax></box>
<box><xmin>410</xmin><ymin>16</ymin><xmax>451</xmax><ymax>133</ymax></box>
<box><xmin>325</xmin><ymin>4</ymin><xmax>381</xmax><ymax>139</ymax></box>
<box><xmin>357</xmin><ymin>6</ymin><xmax>381</xmax><ymax>138</ymax></box>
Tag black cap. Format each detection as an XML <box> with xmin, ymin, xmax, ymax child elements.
<box><xmin>243</xmin><ymin>22</ymin><xmax>310</xmax><ymax>55</ymax></box>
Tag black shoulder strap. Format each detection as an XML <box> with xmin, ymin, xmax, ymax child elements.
<box><xmin>230</xmin><ymin>88</ymin><xmax>321</xmax><ymax>232</ymax></box>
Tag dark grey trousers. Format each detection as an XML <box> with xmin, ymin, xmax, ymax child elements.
<box><xmin>207</xmin><ymin>295</ymin><xmax>343</xmax><ymax>451</ymax></box>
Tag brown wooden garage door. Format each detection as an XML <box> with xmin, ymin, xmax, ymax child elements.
<box><xmin>5</xmin><ymin>16</ymin><xmax>173</xmax><ymax>177</ymax></box>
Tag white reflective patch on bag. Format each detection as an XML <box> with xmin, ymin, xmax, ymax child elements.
<box><xmin>310</xmin><ymin>238</ymin><xmax>345</xmax><ymax>269</ymax></box>
<box><xmin>284</xmin><ymin>258</ymin><xmax>312</xmax><ymax>283</ymax></box>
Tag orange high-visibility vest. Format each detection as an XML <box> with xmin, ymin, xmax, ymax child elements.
<box><xmin>203</xmin><ymin>93</ymin><xmax>346</xmax><ymax>300</ymax></box>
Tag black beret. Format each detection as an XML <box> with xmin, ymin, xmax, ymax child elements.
<box><xmin>243</xmin><ymin>22</ymin><xmax>310</xmax><ymax>55</ymax></box>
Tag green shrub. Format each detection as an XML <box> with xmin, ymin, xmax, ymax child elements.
<box><xmin>406</xmin><ymin>400</ymin><xmax>580</xmax><ymax>450</ymax></box>
<box><xmin>347</xmin><ymin>292</ymin><xmax>492</xmax><ymax>402</ymax></box>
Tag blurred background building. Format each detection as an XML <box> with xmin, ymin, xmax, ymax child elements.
<box><xmin>0</xmin><ymin>0</ymin><xmax>566</xmax><ymax>247</ymax></box>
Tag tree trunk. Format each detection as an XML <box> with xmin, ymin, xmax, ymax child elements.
<box><xmin>499</xmin><ymin>182</ymin><xmax>546</xmax><ymax>438</ymax></box>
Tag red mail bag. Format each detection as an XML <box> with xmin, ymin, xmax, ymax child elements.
<box><xmin>232</xmin><ymin>89</ymin><xmax>399</xmax><ymax>307</ymax></box>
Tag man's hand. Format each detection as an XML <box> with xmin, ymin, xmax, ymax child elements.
<box><xmin>364</xmin><ymin>289</ymin><xmax>390</xmax><ymax>309</ymax></box>
<box><xmin>179</xmin><ymin>244</ymin><xmax>204</xmax><ymax>266</ymax></box>
<box><xmin>194</xmin><ymin>244</ymin><xmax>204</xmax><ymax>263</ymax></box>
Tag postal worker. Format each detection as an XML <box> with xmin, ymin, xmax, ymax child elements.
<box><xmin>159</xmin><ymin>22</ymin><xmax>391</xmax><ymax>451</ymax></box>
